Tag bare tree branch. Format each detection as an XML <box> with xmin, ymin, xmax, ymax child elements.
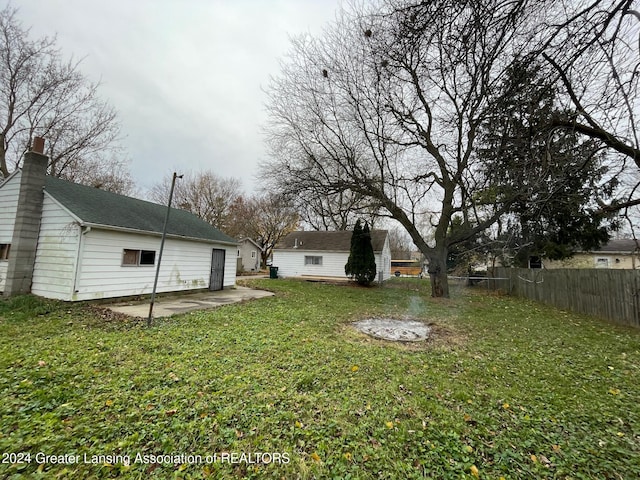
<box><xmin>0</xmin><ymin>6</ymin><xmax>131</xmax><ymax>193</ymax></box>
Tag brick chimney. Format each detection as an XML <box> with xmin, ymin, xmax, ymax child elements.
<box><xmin>3</xmin><ymin>137</ymin><xmax>49</xmax><ymax>296</ymax></box>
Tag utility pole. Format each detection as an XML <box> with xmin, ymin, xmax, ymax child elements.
<box><xmin>147</xmin><ymin>172</ymin><xmax>182</xmax><ymax>326</ymax></box>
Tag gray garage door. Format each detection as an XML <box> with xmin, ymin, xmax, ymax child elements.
<box><xmin>209</xmin><ymin>248</ymin><xmax>225</xmax><ymax>291</ymax></box>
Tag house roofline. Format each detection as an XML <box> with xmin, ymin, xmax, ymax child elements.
<box><xmin>239</xmin><ymin>237</ymin><xmax>263</xmax><ymax>250</ymax></box>
<box><xmin>44</xmin><ymin>191</ymin><xmax>84</xmax><ymax>223</ymax></box>
<box><xmin>580</xmin><ymin>250</ymin><xmax>639</xmax><ymax>255</ymax></box>
<box><xmin>80</xmin><ymin>222</ymin><xmax>239</xmax><ymax>246</ymax></box>
<box><xmin>0</xmin><ymin>168</ymin><xmax>21</xmax><ymax>188</ymax></box>
<box><xmin>274</xmin><ymin>248</ymin><xmax>385</xmax><ymax>254</ymax></box>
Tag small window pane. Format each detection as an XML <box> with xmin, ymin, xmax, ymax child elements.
<box><xmin>305</xmin><ymin>256</ymin><xmax>322</xmax><ymax>265</ymax></box>
<box><xmin>0</xmin><ymin>244</ymin><xmax>10</xmax><ymax>260</ymax></box>
<box><xmin>123</xmin><ymin>249</ymin><xmax>139</xmax><ymax>265</ymax></box>
<box><xmin>140</xmin><ymin>250</ymin><xmax>156</xmax><ymax>265</ymax></box>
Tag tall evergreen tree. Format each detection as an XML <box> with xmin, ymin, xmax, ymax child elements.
<box><xmin>476</xmin><ymin>60</ymin><xmax>619</xmax><ymax>266</ymax></box>
<box><xmin>345</xmin><ymin>220</ymin><xmax>377</xmax><ymax>286</ymax></box>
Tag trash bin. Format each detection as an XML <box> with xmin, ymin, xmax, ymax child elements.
<box><xmin>269</xmin><ymin>266</ymin><xmax>279</xmax><ymax>279</ymax></box>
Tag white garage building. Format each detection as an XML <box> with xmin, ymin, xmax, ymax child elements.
<box><xmin>272</xmin><ymin>230</ymin><xmax>391</xmax><ymax>281</ymax></box>
<box><xmin>1</xmin><ymin>149</ymin><xmax>237</xmax><ymax>301</ymax></box>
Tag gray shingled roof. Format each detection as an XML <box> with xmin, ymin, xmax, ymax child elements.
<box><xmin>594</xmin><ymin>239</ymin><xmax>640</xmax><ymax>253</ymax></box>
<box><xmin>44</xmin><ymin>176</ymin><xmax>237</xmax><ymax>244</ymax></box>
<box><xmin>277</xmin><ymin>230</ymin><xmax>388</xmax><ymax>252</ymax></box>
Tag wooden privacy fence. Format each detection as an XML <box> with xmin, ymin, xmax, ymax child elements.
<box><xmin>491</xmin><ymin>267</ymin><xmax>640</xmax><ymax>327</ymax></box>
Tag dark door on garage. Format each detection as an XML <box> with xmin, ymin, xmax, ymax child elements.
<box><xmin>210</xmin><ymin>248</ymin><xmax>225</xmax><ymax>291</ymax></box>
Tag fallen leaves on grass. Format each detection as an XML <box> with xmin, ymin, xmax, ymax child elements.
<box><xmin>2</xmin><ymin>279</ymin><xmax>639</xmax><ymax>479</ymax></box>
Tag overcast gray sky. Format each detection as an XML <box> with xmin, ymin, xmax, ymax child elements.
<box><xmin>15</xmin><ymin>0</ymin><xmax>343</xmax><ymax>196</ymax></box>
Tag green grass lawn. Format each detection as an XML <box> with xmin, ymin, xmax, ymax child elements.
<box><xmin>0</xmin><ymin>278</ymin><xmax>638</xmax><ymax>479</ymax></box>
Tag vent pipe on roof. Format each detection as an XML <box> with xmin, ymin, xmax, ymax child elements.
<box><xmin>4</xmin><ymin>137</ymin><xmax>48</xmax><ymax>297</ymax></box>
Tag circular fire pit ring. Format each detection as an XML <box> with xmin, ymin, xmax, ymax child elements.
<box><xmin>352</xmin><ymin>318</ymin><xmax>431</xmax><ymax>342</ymax></box>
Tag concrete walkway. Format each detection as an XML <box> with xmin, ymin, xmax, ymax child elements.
<box><xmin>108</xmin><ymin>285</ymin><xmax>274</xmax><ymax>318</ymax></box>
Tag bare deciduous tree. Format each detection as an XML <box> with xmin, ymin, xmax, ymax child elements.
<box><xmin>287</xmin><ymin>188</ymin><xmax>380</xmax><ymax>231</ymax></box>
<box><xmin>0</xmin><ymin>6</ymin><xmax>131</xmax><ymax>193</ymax></box>
<box><xmin>148</xmin><ymin>170</ymin><xmax>242</xmax><ymax>232</ymax></box>
<box><xmin>536</xmin><ymin>0</ymin><xmax>640</xmax><ymax>212</ymax></box>
<box><xmin>387</xmin><ymin>227</ymin><xmax>415</xmax><ymax>260</ymax></box>
<box><xmin>263</xmin><ymin>0</ymin><xmax>635</xmax><ymax>296</ymax></box>
<box><xmin>229</xmin><ymin>193</ymin><xmax>299</xmax><ymax>267</ymax></box>
<box><xmin>263</xmin><ymin>0</ymin><xmax>541</xmax><ymax>296</ymax></box>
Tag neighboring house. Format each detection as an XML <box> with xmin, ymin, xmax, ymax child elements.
<box><xmin>272</xmin><ymin>230</ymin><xmax>392</xmax><ymax>281</ymax></box>
<box><xmin>237</xmin><ymin>237</ymin><xmax>262</xmax><ymax>272</ymax></box>
<box><xmin>1</xmin><ymin>148</ymin><xmax>238</xmax><ymax>301</ymax></box>
<box><xmin>544</xmin><ymin>239</ymin><xmax>640</xmax><ymax>269</ymax></box>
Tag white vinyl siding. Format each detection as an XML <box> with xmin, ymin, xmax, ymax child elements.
<box><xmin>273</xmin><ymin>251</ymin><xmax>389</xmax><ymax>280</ymax></box>
<box><xmin>30</xmin><ymin>196</ymin><xmax>80</xmax><ymax>300</ymax></box>
<box><xmin>0</xmin><ymin>172</ymin><xmax>21</xmax><ymax>292</ymax></box>
<box><xmin>273</xmin><ymin>237</ymin><xmax>392</xmax><ymax>281</ymax></box>
<box><xmin>222</xmin><ymin>247</ymin><xmax>237</xmax><ymax>288</ymax></box>
<box><xmin>0</xmin><ymin>261</ymin><xmax>7</xmax><ymax>293</ymax></box>
<box><xmin>1</xmin><ymin>170</ymin><xmax>237</xmax><ymax>300</ymax></box>
<box><xmin>73</xmin><ymin>229</ymin><xmax>236</xmax><ymax>300</ymax></box>
<box><xmin>273</xmin><ymin>251</ymin><xmax>346</xmax><ymax>278</ymax></box>
<box><xmin>0</xmin><ymin>172</ymin><xmax>20</xmax><ymax>240</ymax></box>
<box><xmin>238</xmin><ymin>239</ymin><xmax>260</xmax><ymax>272</ymax></box>
<box><xmin>305</xmin><ymin>255</ymin><xmax>322</xmax><ymax>265</ymax></box>
<box><xmin>379</xmin><ymin>235</ymin><xmax>392</xmax><ymax>280</ymax></box>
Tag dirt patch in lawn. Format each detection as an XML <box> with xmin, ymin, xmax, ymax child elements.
<box><xmin>346</xmin><ymin>317</ymin><xmax>465</xmax><ymax>351</ymax></box>
<box><xmin>353</xmin><ymin>318</ymin><xmax>431</xmax><ymax>341</ymax></box>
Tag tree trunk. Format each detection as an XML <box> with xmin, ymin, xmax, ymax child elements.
<box><xmin>428</xmin><ymin>252</ymin><xmax>449</xmax><ymax>298</ymax></box>
<box><xmin>0</xmin><ymin>137</ymin><xmax>8</xmax><ymax>178</ymax></box>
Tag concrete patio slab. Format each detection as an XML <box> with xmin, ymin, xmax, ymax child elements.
<box><xmin>108</xmin><ymin>286</ymin><xmax>274</xmax><ymax>319</ymax></box>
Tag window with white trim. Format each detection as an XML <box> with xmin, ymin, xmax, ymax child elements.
<box><xmin>595</xmin><ymin>257</ymin><xmax>609</xmax><ymax>268</ymax></box>
<box><xmin>305</xmin><ymin>256</ymin><xmax>322</xmax><ymax>265</ymax></box>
